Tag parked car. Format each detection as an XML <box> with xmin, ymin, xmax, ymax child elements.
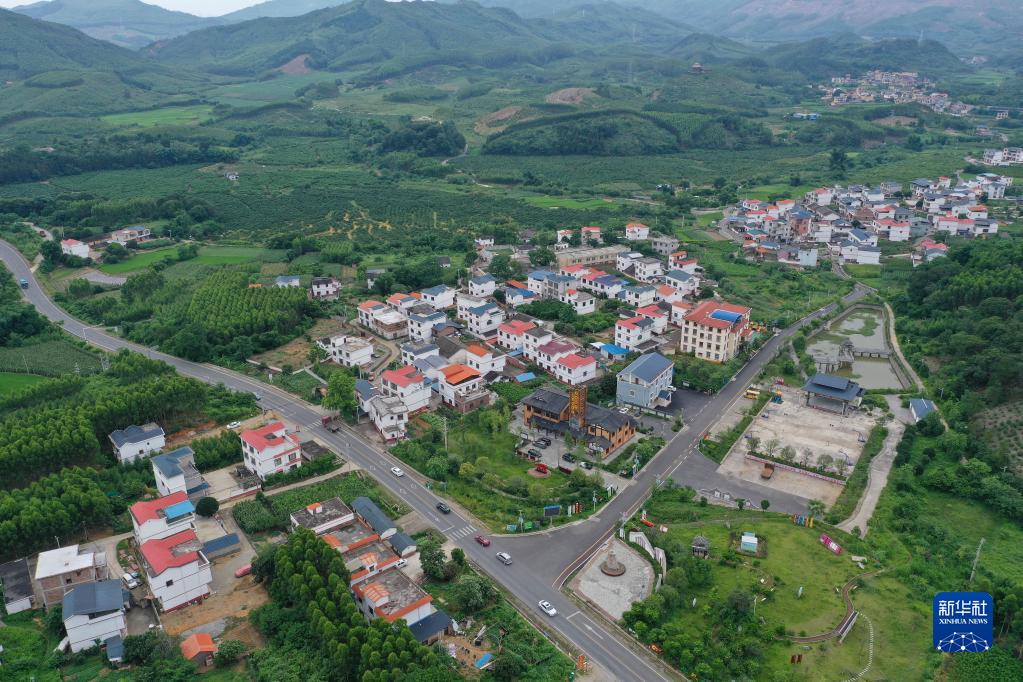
<box><xmin>581</xmin><ymin>461</ymin><xmax>594</xmax><ymax>470</ymax></box>
<box><xmin>390</xmin><ymin>467</ymin><xmax>405</xmax><ymax>477</ymax></box>
<box><xmin>537</xmin><ymin>437</ymin><xmax>552</xmax><ymax>447</ymax></box>
<box><xmin>252</xmin><ymin>392</ymin><xmax>262</xmax><ymax>401</ymax></box>
<box><xmin>474</xmin><ymin>535</ymin><xmax>491</xmax><ymax>547</ymax></box>
<box><xmin>496</xmin><ymin>552</ymin><xmax>513</xmax><ymax>565</ymax></box>
<box><xmin>436</xmin><ymin>502</ymin><xmax>451</xmax><ymax>514</ymax></box>
<box><xmin>396</xmin><ymin>558</ymin><xmax>408</xmax><ymax>569</ymax></box>
<box><xmin>227</xmin><ymin>421</ymin><xmax>241</xmax><ymax>429</ymax></box>
<box><xmin>538</xmin><ymin>600</ymin><xmax>558</xmax><ymax>617</ymax></box>
<box><xmin>562</xmin><ymin>453</ymin><xmax>576</xmax><ymax>463</ymax></box>
<box><xmin>122</xmin><ymin>574</ymin><xmax>139</xmax><ymax>590</ymax></box>
<box><xmin>234</xmin><ymin>564</ymin><xmax>252</xmax><ymax>578</ymax></box>
<box><xmin>527</xmin><ymin>449</ymin><xmax>542</xmax><ymax>459</ymax></box>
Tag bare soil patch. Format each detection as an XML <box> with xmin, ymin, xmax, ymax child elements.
<box><xmin>251</xmin><ymin>318</ymin><xmax>345</xmax><ymax>369</ymax></box>
<box><xmin>475</xmin><ymin>105</ymin><xmax>522</xmax><ymax>135</ymax></box>
<box><xmin>875</xmin><ymin>116</ymin><xmax>917</xmax><ymax>127</ymax></box>
<box><xmin>275</xmin><ymin>53</ymin><xmax>312</xmax><ymax>75</ymax></box>
<box><xmin>545</xmin><ymin>87</ymin><xmax>596</xmax><ymax>105</ymax></box>
<box><xmin>161</xmin><ymin>575</ymin><xmax>269</xmax><ymax>636</ymax></box>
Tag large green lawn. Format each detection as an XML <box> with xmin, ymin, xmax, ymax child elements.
<box><xmin>99</xmin><ymin>244</ymin><xmax>284</xmax><ymax>274</ymax></box>
<box><xmin>100</xmin><ymin>104</ymin><xmax>215</xmax><ymax>128</ymax></box>
<box><xmin>0</xmin><ymin>372</ymin><xmax>44</xmax><ymax>396</ymax></box>
<box><xmin>98</xmin><ymin>247</ymin><xmax>177</xmax><ymax>273</ymax></box>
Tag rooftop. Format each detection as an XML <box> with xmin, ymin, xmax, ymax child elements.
<box><xmin>353</xmin><ymin>569</ymin><xmax>431</xmax><ymax>622</ymax></box>
<box><xmin>240</xmin><ymin>422</ymin><xmax>298</xmax><ymax>453</ymax></box>
<box><xmin>323</xmin><ymin>519</ymin><xmax>378</xmax><ymax>551</ymax></box>
<box><xmin>140</xmin><ymin>529</ymin><xmax>204</xmax><ymax>576</ymax></box>
<box><xmin>441</xmin><ymin>364</ymin><xmax>482</xmax><ymax>386</ymax></box>
<box><xmin>290</xmin><ymin>497</ymin><xmax>353</xmax><ymax>530</ymax></box>
<box><xmin>621</xmin><ymin>352</ymin><xmax>673</xmax><ymax>383</ymax></box>
<box><xmin>181</xmin><ymin>632</ymin><xmax>217</xmax><ymax>660</ymax></box>
<box><xmin>63</xmin><ymin>579</ymin><xmax>123</xmax><ymax>618</ymax></box>
<box><xmin>352</xmin><ymin>497</ymin><xmax>396</xmax><ymax>535</ymax></box>
<box><xmin>684</xmin><ymin>300</ymin><xmax>751</xmax><ymax>329</ymax></box>
<box><xmin>382</xmin><ymin>365</ymin><xmax>426</xmax><ymax>388</ymax></box>
<box><xmin>35</xmin><ymin>544</ymin><xmax>100</xmax><ymax>580</ymax></box>
<box><xmin>130</xmin><ymin>492</ymin><xmax>193</xmax><ymax>524</ymax></box>
<box><xmin>109</xmin><ymin>422</ymin><xmax>164</xmax><ymax>448</ymax></box>
<box><xmin>558</xmin><ymin>353</ymin><xmax>596</xmax><ymax>370</ymax></box>
<box><xmin>804</xmin><ymin>374</ymin><xmax>864</xmax><ymax>402</ymax></box>
<box><xmin>0</xmin><ymin>558</ymin><xmax>33</xmax><ymax>605</ymax></box>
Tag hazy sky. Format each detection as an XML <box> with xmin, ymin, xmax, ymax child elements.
<box><xmin>0</xmin><ymin>0</ymin><xmax>264</xmax><ymax>16</ymax></box>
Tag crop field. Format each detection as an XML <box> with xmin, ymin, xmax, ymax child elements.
<box><xmin>98</xmin><ymin>247</ymin><xmax>178</xmax><ymax>273</ymax></box>
<box><xmin>0</xmin><ymin>372</ymin><xmax>44</xmax><ymax>396</ymax></box>
<box><xmin>100</xmin><ymin>105</ymin><xmax>215</xmax><ymax>128</ymax></box>
<box><xmin>975</xmin><ymin>401</ymin><xmax>1023</xmax><ymax>475</ymax></box>
<box><xmin>524</xmin><ymin>195</ymin><xmax>615</xmax><ymax>209</ymax></box>
<box><xmin>0</xmin><ymin>339</ymin><xmax>102</xmax><ymax>376</ymax></box>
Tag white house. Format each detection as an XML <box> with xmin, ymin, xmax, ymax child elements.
<box><xmin>496</xmin><ymin>319</ymin><xmax>536</xmax><ymax>351</ymax></box>
<box><xmin>63</xmin><ymin>580</ymin><xmax>126</xmax><ymax>653</ymax></box>
<box><xmin>407</xmin><ymin>308</ymin><xmax>447</xmax><ymax>343</ymax></box>
<box><xmin>381</xmin><ymin>365</ymin><xmax>431</xmax><ymax>413</ymax></box>
<box><xmin>275</xmin><ymin>275</ymin><xmax>301</xmax><ymax>288</ymax></box>
<box><xmin>465</xmin><ymin>344</ymin><xmax>506</xmax><ymax>378</ymax></box>
<box><xmin>439</xmin><ymin>364</ymin><xmax>492</xmax><ymax>413</ymax></box>
<box><xmin>130</xmin><ymin>492</ymin><xmax>196</xmax><ymax>545</ymax></box>
<box><xmin>616</xmin><ymin>252</ymin><xmax>643</xmax><ymax>273</ymax></box>
<box><xmin>358</xmin><ymin>300</ymin><xmax>408</xmax><ymax>340</ymax></box>
<box><xmin>386</xmin><ymin>292</ymin><xmax>420</xmax><ymax>313</ymax></box>
<box><xmin>655</xmin><ymin>284</ymin><xmax>684</xmax><ymax>304</ymax></box>
<box><xmin>634</xmin><ymin>304</ymin><xmax>669</xmax><ymax>334</ymax></box>
<box><xmin>619</xmin><ymin>285</ymin><xmax>656</xmax><ymax>308</ymax></box>
<box><xmin>631</xmin><ymin>257</ymin><xmax>664</xmax><ymax>283</ymax></box>
<box><xmin>624</xmin><ymin>223</ymin><xmax>650</xmax><ymax>241</ymax></box>
<box><xmin>108</xmin><ymin>423</ymin><xmax>165</xmax><ymax>464</ymax></box>
<box><xmin>463</xmin><ymin>302</ymin><xmax>505</xmax><ymax>339</ymax></box>
<box><xmin>357</xmin><ymin>380</ymin><xmax>409</xmax><ymax>442</ymax></box>
<box><xmin>241</xmin><ymin>422</ymin><xmax>302</xmax><ymax>481</ymax></box>
<box><xmin>152</xmin><ymin>447</ymin><xmax>208</xmax><ymax>500</ymax></box>
<box><xmin>504</xmin><ymin>287</ymin><xmax>535</xmax><ymax>307</ymax></box>
<box><xmin>139</xmin><ymin>529</ymin><xmax>212</xmax><ymax>612</ymax></box>
<box><xmin>290</xmin><ymin>498</ymin><xmax>355</xmax><ymax>535</ymax></box>
<box><xmin>854</xmin><ymin>245</ymin><xmax>881</xmax><ymax>265</ymax></box>
<box><xmin>534</xmin><ymin>339</ymin><xmax>577</xmax><ymax>373</ymax></box>
<box><xmin>400</xmin><ymin>341</ymin><xmax>440</xmax><ymax>366</ymax></box>
<box><xmin>553</xmin><ymin>353</ymin><xmax>598</xmax><ymax>386</ymax></box>
<box><xmin>419</xmin><ymin>285</ymin><xmax>455</xmax><ymax>310</ymax></box>
<box><xmin>664</xmin><ymin>270</ymin><xmax>698</xmax><ymax>297</ymax></box>
<box><xmin>60</xmin><ymin>239</ymin><xmax>90</xmax><ymax>259</ymax></box>
<box><xmin>522</xmin><ymin>326</ymin><xmax>555</xmax><ymax>363</ymax></box>
<box><xmin>581</xmin><ymin>226</ymin><xmax>602</xmax><ymax>244</ymax></box>
<box><xmin>109</xmin><ymin>226</ymin><xmax>150</xmax><ymax>245</ymax></box>
<box><xmin>319</xmin><ymin>334</ymin><xmax>374</xmax><ymax>369</ymax></box>
<box><xmin>310</xmin><ymin>276</ymin><xmax>341</xmax><ymax>301</ymax></box>
<box><xmin>468</xmin><ymin>274</ymin><xmax>497</xmax><ymax>298</ymax></box>
<box><xmin>615</xmin><ymin>316</ymin><xmax>657</xmax><ymax>352</ymax></box>
<box><xmin>616</xmin><ymin>352</ymin><xmax>675</xmax><ymax>410</ymax></box>
<box><xmin>559</xmin><ymin>288</ymin><xmax>596</xmax><ymax>315</ymax></box>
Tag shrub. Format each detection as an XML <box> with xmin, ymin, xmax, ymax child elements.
<box><xmin>196</xmin><ymin>496</ymin><xmax>220</xmax><ymax>517</ymax></box>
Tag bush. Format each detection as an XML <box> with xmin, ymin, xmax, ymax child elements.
<box><xmin>196</xmin><ymin>496</ymin><xmax>219</xmax><ymax>517</ymax></box>
<box><xmin>214</xmin><ymin>639</ymin><xmax>247</xmax><ymax>667</ymax></box>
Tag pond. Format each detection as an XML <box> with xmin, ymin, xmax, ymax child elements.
<box><xmin>807</xmin><ymin>308</ymin><xmax>903</xmax><ymax>389</ymax></box>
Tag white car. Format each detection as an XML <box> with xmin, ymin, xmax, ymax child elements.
<box><xmin>538</xmin><ymin>600</ymin><xmax>557</xmax><ymax>617</ymax></box>
<box><xmin>227</xmin><ymin>421</ymin><xmax>241</xmax><ymax>429</ymax></box>
<box><xmin>390</xmin><ymin>467</ymin><xmax>405</xmax><ymax>477</ymax></box>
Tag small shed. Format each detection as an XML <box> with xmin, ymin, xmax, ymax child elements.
<box><xmin>0</xmin><ymin>558</ymin><xmax>34</xmax><ymax>614</ymax></box>
<box><xmin>388</xmin><ymin>532</ymin><xmax>417</xmax><ymax>558</ymax></box>
<box><xmin>740</xmin><ymin>532</ymin><xmax>758</xmax><ymax>554</ymax></box>
<box><xmin>201</xmin><ymin>533</ymin><xmax>241</xmax><ymax>561</ymax></box>
<box><xmin>181</xmin><ymin>632</ymin><xmax>217</xmax><ymax>667</ymax></box>
<box><xmin>692</xmin><ymin>535</ymin><xmax>709</xmax><ymax>559</ymax></box>
<box><xmin>909</xmin><ymin>398</ymin><xmax>936</xmax><ymax>423</ymax></box>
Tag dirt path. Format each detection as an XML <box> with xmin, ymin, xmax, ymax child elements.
<box><xmin>782</xmin><ymin>569</ymin><xmax>886</xmax><ymax>643</ymax></box>
<box><xmin>836</xmin><ymin>422</ymin><xmax>905</xmax><ymax>536</ymax></box>
<box><xmin>883</xmin><ymin>301</ymin><xmax>924</xmax><ymax>391</ymax></box>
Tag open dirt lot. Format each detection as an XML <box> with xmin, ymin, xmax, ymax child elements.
<box><xmin>251</xmin><ymin>318</ymin><xmax>345</xmax><ymax>369</ymax></box>
<box><xmin>717</xmin><ymin>385</ymin><xmax>876</xmax><ymax>505</ymax></box>
<box><xmin>545</xmin><ymin>87</ymin><xmax>595</xmax><ymax>104</ymax></box>
<box><xmin>160</xmin><ymin>575</ymin><xmax>269</xmax><ymax>636</ymax></box>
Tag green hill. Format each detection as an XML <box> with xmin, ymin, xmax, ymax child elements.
<box><xmin>219</xmin><ymin>0</ymin><xmax>350</xmax><ymax>23</ymax></box>
<box><xmin>482</xmin><ymin>110</ymin><xmax>682</xmax><ymax>156</ymax></box>
<box><xmin>765</xmin><ymin>36</ymin><xmax>968</xmax><ymax>80</ymax></box>
<box><xmin>147</xmin><ymin>0</ymin><xmax>563</xmax><ymax>78</ymax></box>
<box><xmin>12</xmin><ymin>0</ymin><xmax>212</xmax><ymax>49</ymax></box>
<box><xmin>536</xmin><ymin>2</ymin><xmax>695</xmax><ymax>51</ymax></box>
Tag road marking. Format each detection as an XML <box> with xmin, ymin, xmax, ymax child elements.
<box><xmin>439</xmin><ymin>525</ymin><xmax>455</xmax><ymax>533</ymax></box>
<box><xmin>566</xmin><ymin>611</ymin><xmax>581</xmax><ymax>620</ymax></box>
<box><xmin>583</xmin><ymin>622</ymin><xmax>604</xmax><ymax>640</ymax></box>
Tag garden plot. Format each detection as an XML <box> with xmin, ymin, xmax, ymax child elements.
<box><xmin>717</xmin><ymin>385</ymin><xmax>875</xmax><ymax>505</ymax></box>
<box><xmin>974</xmin><ymin>400</ymin><xmax>1023</xmax><ymax>474</ymax></box>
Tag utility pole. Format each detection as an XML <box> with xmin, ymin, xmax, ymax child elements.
<box><xmin>442</xmin><ymin>416</ymin><xmax>448</xmax><ymax>452</ymax></box>
<box><xmin>969</xmin><ymin>537</ymin><xmax>986</xmax><ymax>586</ymax></box>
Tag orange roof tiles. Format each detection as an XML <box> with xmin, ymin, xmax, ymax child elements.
<box><xmin>441</xmin><ymin>364</ymin><xmax>481</xmax><ymax>385</ymax></box>
<box><xmin>181</xmin><ymin>633</ymin><xmax>216</xmax><ymax>661</ymax></box>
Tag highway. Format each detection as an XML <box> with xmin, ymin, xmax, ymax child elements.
<box><xmin>1</xmin><ymin>239</ymin><xmax>868</xmax><ymax>681</ymax></box>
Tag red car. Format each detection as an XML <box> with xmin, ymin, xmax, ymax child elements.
<box><xmin>474</xmin><ymin>535</ymin><xmax>491</xmax><ymax>547</ymax></box>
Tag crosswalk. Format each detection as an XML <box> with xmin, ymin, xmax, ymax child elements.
<box><xmin>449</xmin><ymin>525</ymin><xmax>477</xmax><ymax>540</ymax></box>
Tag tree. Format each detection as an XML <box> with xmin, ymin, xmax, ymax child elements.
<box><xmin>488</xmin><ymin>254</ymin><xmax>515</xmax><ymax>281</ymax></box>
<box><xmin>745</xmin><ymin>436</ymin><xmax>760</xmax><ymax>456</ymax></box>
<box><xmin>451</xmin><ymin>573</ymin><xmax>497</xmax><ymax>614</ymax></box>
<box><xmin>818</xmin><ymin>454</ymin><xmax>834</xmax><ymax>472</ymax></box>
<box><xmin>419</xmin><ymin>540</ymin><xmax>447</xmax><ymax>581</ymax></box>
<box><xmin>807</xmin><ymin>499</ymin><xmax>826</xmax><ymax>518</ymax></box>
<box><xmin>451</xmin><ymin>548</ymin><xmax>466</xmax><ymax>567</ymax></box>
<box><xmin>529</xmin><ymin>247</ymin><xmax>555</xmax><ymax>267</ymax></box>
<box><xmin>736</xmin><ymin>498</ymin><xmax>746</xmax><ymax>510</ymax></box>
<box><xmin>214</xmin><ymin>639</ymin><xmax>247</xmax><ymax>667</ymax></box>
<box><xmin>491</xmin><ymin>651</ymin><xmax>527</xmax><ymax>681</ymax></box>
<box><xmin>764</xmin><ymin>438</ymin><xmax>780</xmax><ymax>458</ymax></box>
<box><xmin>322</xmin><ymin>371</ymin><xmax>357</xmax><ymax>418</ymax></box>
<box><xmin>196</xmin><ymin>496</ymin><xmax>219</xmax><ymax>517</ymax></box>
<box><xmin>760</xmin><ymin>499</ymin><xmax>770</xmax><ymax>511</ymax></box>
<box><xmin>829</xmin><ymin>149</ymin><xmax>848</xmax><ymax>173</ymax></box>
<box><xmin>779</xmin><ymin>446</ymin><xmax>796</xmax><ymax>463</ymax></box>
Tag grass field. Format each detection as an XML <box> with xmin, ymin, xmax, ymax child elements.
<box><xmin>98</xmin><ymin>247</ymin><xmax>178</xmax><ymax>273</ymax></box>
<box><xmin>98</xmin><ymin>244</ymin><xmax>285</xmax><ymax>275</ymax></box>
<box><xmin>0</xmin><ymin>338</ymin><xmax>102</xmax><ymax>376</ymax></box>
<box><xmin>524</xmin><ymin>195</ymin><xmax>615</xmax><ymax>209</ymax></box>
<box><xmin>0</xmin><ymin>372</ymin><xmax>45</xmax><ymax>396</ymax></box>
<box><xmin>100</xmin><ymin>105</ymin><xmax>215</xmax><ymax>128</ymax></box>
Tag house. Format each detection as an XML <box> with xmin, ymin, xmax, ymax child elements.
<box><xmin>359</xmin><ymin>383</ymin><xmax>409</xmax><ymax>443</ymax></box>
<box><xmin>847</xmin><ymin>228</ymin><xmax>878</xmax><ymax>246</ymax></box>
<box><xmin>139</xmin><ymin>529</ymin><xmax>212</xmax><ymax>611</ymax></box>
<box><xmin>387</xmin><ymin>292</ymin><xmax>420</xmax><ymax>313</ymax></box>
<box><xmin>616</xmin><ymin>251</ymin><xmax>643</xmax><ymax>273</ymax></box>
<box><xmin>465</xmin><ymin>344</ymin><xmax>506</xmax><ymax>379</ymax></box>
<box><xmin>654</xmin><ymin>284</ymin><xmax>684</xmax><ymax>304</ymax></box>
<box><xmin>290</xmin><ymin>498</ymin><xmax>355</xmax><ymax>535</ymax></box>
<box><xmin>407</xmin><ymin>307</ymin><xmax>447</xmax><ymax>343</ymax></box>
<box><xmin>400</xmin><ymin>341</ymin><xmax>440</xmax><ymax>366</ymax></box>
<box><xmin>152</xmin><ymin>447</ymin><xmax>208</xmax><ymax>500</ymax></box>
<box><xmin>553</xmin><ymin>353</ymin><xmax>598</xmax><ymax>386</ymax></box>
<box><xmin>678</xmin><ymin>300</ymin><xmax>752</xmax><ymax>363</ymax></box>
<box><xmin>241</xmin><ymin>422</ymin><xmax>302</xmax><ymax>481</ymax></box>
<box><xmin>664</xmin><ymin>270</ymin><xmax>698</xmax><ymax>297</ymax></box>
<box><xmin>463</xmin><ymin>302</ymin><xmax>505</xmax><ymax>339</ymax></box>
<box><xmin>275</xmin><ymin>275</ymin><xmax>301</xmax><ymax>288</ymax></box>
<box><xmin>619</xmin><ymin>285</ymin><xmax>656</xmax><ymax>308</ymax></box>
<box><xmin>624</xmin><ymin>223</ymin><xmax>650</xmax><ymax>240</ymax></box>
<box><xmin>181</xmin><ymin>633</ymin><xmax>218</xmax><ymax>668</ymax></box>
<box><xmin>468</xmin><ymin>274</ymin><xmax>497</xmax><ymax>298</ymax></box>
<box><xmin>503</xmin><ymin>286</ymin><xmax>535</xmax><ymax>307</ymax></box>
<box><xmin>437</xmin><ymin>256</ymin><xmax>451</xmax><ymax>269</ymax></box>
<box><xmin>109</xmin><ymin>226</ymin><xmax>151</xmax><ymax>245</ymax></box>
<box><xmin>439</xmin><ymin>364</ymin><xmax>491</xmax><ymax>413</ymax></box>
<box><xmin>587</xmin><ymin>274</ymin><xmax>626</xmax><ymax>298</ymax></box>
<box><xmin>972</xmin><ymin>219</ymin><xmax>999</xmax><ymax>238</ymax></box>
<box><xmin>419</xmin><ymin>285</ymin><xmax>455</xmax><ymax>310</ymax></box>
<box><xmin>617</xmin><ymin>353</ymin><xmax>674</xmax><ymax>410</ymax></box>
<box><xmin>310</xmin><ymin>276</ymin><xmax>341</xmax><ymax>301</ymax></box>
<box><xmin>909</xmin><ymin>398</ymin><xmax>937</xmax><ymax>423</ymax></box>
<box><xmin>62</xmin><ymin>580</ymin><xmax>127</xmax><ymax>653</ymax></box>
<box><xmin>358</xmin><ymin>301</ymin><xmax>408</xmax><ymax>340</ymax></box>
<box><xmin>555</xmin><ymin>244</ymin><xmax>628</xmax><ymax>268</ymax></box>
<box><xmin>669</xmin><ymin>300</ymin><xmax>693</xmax><ymax>326</ymax></box>
<box><xmin>381</xmin><ymin>365</ymin><xmax>431</xmax><ymax>413</ymax></box>
<box><xmin>855</xmin><ymin>245</ymin><xmax>881</xmax><ymax>265</ymax></box>
<box><xmin>352</xmin><ymin>568</ymin><xmax>438</xmax><ymax>633</ymax></box>
<box><xmin>581</xmin><ymin>226</ymin><xmax>602</xmax><ymax>244</ymax></box>
<box><xmin>630</xmin><ymin>257</ymin><xmax>664</xmax><ymax>283</ymax></box>
<box><xmin>803</xmin><ymin>374</ymin><xmax>864</xmax><ymax>415</ymax></box>
<box><xmin>615</xmin><ymin>316</ymin><xmax>658</xmax><ymax>352</ymax></box>
<box><xmin>366</xmin><ymin>268</ymin><xmax>386</xmax><ymax>289</ymax></box>
<box><xmin>650</xmin><ymin>234</ymin><xmax>681</xmax><ymax>256</ymax></box>
<box><xmin>634</xmin><ymin>304</ymin><xmax>669</xmax><ymax>334</ymax></box>
<box><xmin>108</xmin><ymin>423</ymin><xmax>165</xmax><ymax>464</ymax></box>
<box><xmin>342</xmin><ymin>540</ymin><xmax>403</xmax><ymax>586</ymax></box>
<box><xmin>0</xmin><ymin>558</ymin><xmax>35</xmax><ymax>614</ymax></box>
<box><xmin>522</xmin><ymin>388</ymin><xmax>636</xmax><ymax>456</ymax></box>
<box><xmin>352</xmin><ymin>497</ymin><xmax>397</xmax><ymax>539</ymax></box>
<box><xmin>559</xmin><ymin>288</ymin><xmax>596</xmax><ymax>315</ymax></box>
<box><xmin>319</xmin><ymin>334</ymin><xmax>374</xmax><ymax>369</ymax></box>
<box><xmin>35</xmin><ymin>544</ymin><xmax>108</xmax><ymax>608</ymax></box>
<box><xmin>522</xmin><ymin>326</ymin><xmax>555</xmax><ymax>363</ymax></box>
<box><xmin>534</xmin><ymin>339</ymin><xmax>577</xmax><ymax>373</ymax></box>
<box><xmin>496</xmin><ymin>319</ymin><xmax>536</xmax><ymax>351</ymax></box>
<box><xmin>60</xmin><ymin>238</ymin><xmax>90</xmax><ymax>259</ymax></box>
<box><xmin>130</xmin><ymin>492</ymin><xmax>195</xmax><ymax>545</ymax></box>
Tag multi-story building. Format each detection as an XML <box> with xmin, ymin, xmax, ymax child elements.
<box><xmin>580</xmin><ymin>226</ymin><xmax>602</xmax><ymax>244</ymax></box>
<box><xmin>522</xmin><ymin>326</ymin><xmax>555</xmax><ymax>363</ymax></box>
<box><xmin>241</xmin><ymin>422</ymin><xmax>302</xmax><ymax>481</ymax></box>
<box><xmin>130</xmin><ymin>492</ymin><xmax>196</xmax><ymax>545</ymax></box>
<box><xmin>496</xmin><ymin>319</ymin><xmax>536</xmax><ymax>351</ymax></box>
<box><xmin>616</xmin><ymin>251</ymin><xmax>644</xmax><ymax>273</ymax></box>
<box><xmin>559</xmin><ymin>288</ymin><xmax>596</xmax><ymax>315</ymax></box>
<box><xmin>553</xmin><ymin>353</ymin><xmax>598</xmax><ymax>386</ymax></box>
<box><xmin>664</xmin><ymin>270</ymin><xmax>698</xmax><ymax>297</ymax></box>
<box><xmin>619</xmin><ymin>285</ymin><xmax>656</xmax><ymax>308</ymax></box>
<box><xmin>439</xmin><ymin>364</ymin><xmax>491</xmax><ymax>413</ymax></box>
<box><xmin>152</xmin><ymin>447</ymin><xmax>208</xmax><ymax>500</ymax></box>
<box><xmin>465</xmin><ymin>344</ymin><xmax>506</xmax><ymax>379</ymax></box>
<box><xmin>400</xmin><ymin>341</ymin><xmax>440</xmax><ymax>366</ymax></box>
<box><xmin>108</xmin><ymin>423</ymin><xmax>166</xmax><ymax>464</ymax></box>
<box><xmin>678</xmin><ymin>300</ymin><xmax>752</xmax><ymax>363</ymax></box>
<box><xmin>616</xmin><ymin>352</ymin><xmax>675</xmax><ymax>410</ymax></box>
<box><xmin>615</xmin><ymin>316</ymin><xmax>657</xmax><ymax>352</ymax></box>
<box><xmin>407</xmin><ymin>307</ymin><xmax>447</xmax><ymax>343</ymax></box>
<box><xmin>634</xmin><ymin>304</ymin><xmax>669</xmax><ymax>334</ymax></box>
<box><xmin>522</xmin><ymin>388</ymin><xmax>636</xmax><ymax>457</ymax></box>
<box><xmin>60</xmin><ymin>239</ymin><xmax>90</xmax><ymax>259</ymax></box>
<box><xmin>468</xmin><ymin>274</ymin><xmax>497</xmax><ymax>298</ymax></box>
<box><xmin>318</xmin><ymin>334</ymin><xmax>374</xmax><ymax>368</ymax></box>
<box><xmin>534</xmin><ymin>339</ymin><xmax>577</xmax><ymax>373</ymax></box>
<box><xmin>386</xmin><ymin>292</ymin><xmax>420</xmax><ymax>313</ymax></box>
<box><xmin>624</xmin><ymin>223</ymin><xmax>650</xmax><ymax>240</ymax></box>
<box><xmin>63</xmin><ymin>580</ymin><xmax>126</xmax><ymax>653</ymax></box>
<box><xmin>631</xmin><ymin>257</ymin><xmax>664</xmax><ymax>283</ymax></box>
<box><xmin>309</xmin><ymin>276</ymin><xmax>341</xmax><ymax>300</ymax></box>
<box><xmin>357</xmin><ymin>381</ymin><xmax>409</xmax><ymax>442</ymax></box>
<box><xmin>35</xmin><ymin>545</ymin><xmax>109</xmax><ymax>608</ymax></box>
<box><xmin>555</xmin><ymin>244</ymin><xmax>628</xmax><ymax>268</ymax></box>
<box><xmin>650</xmin><ymin>234</ymin><xmax>681</xmax><ymax>256</ymax></box>
<box><xmin>463</xmin><ymin>302</ymin><xmax>505</xmax><ymax>339</ymax></box>
<box><xmin>381</xmin><ymin>365</ymin><xmax>431</xmax><ymax>413</ymax></box>
<box><xmin>419</xmin><ymin>285</ymin><xmax>455</xmax><ymax>310</ymax></box>
<box><xmin>358</xmin><ymin>300</ymin><xmax>408</xmax><ymax>340</ymax></box>
<box><xmin>139</xmin><ymin>529</ymin><xmax>212</xmax><ymax>612</ymax></box>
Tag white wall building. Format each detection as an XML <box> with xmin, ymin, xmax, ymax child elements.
<box><xmin>60</xmin><ymin>239</ymin><xmax>90</xmax><ymax>259</ymax></box>
<box><xmin>319</xmin><ymin>334</ymin><xmax>374</xmax><ymax>368</ymax></box>
<box><xmin>380</xmin><ymin>365</ymin><xmax>432</xmax><ymax>413</ymax></box>
<box><xmin>108</xmin><ymin>423</ymin><xmax>166</xmax><ymax>465</ymax></box>
<box><xmin>139</xmin><ymin>529</ymin><xmax>212</xmax><ymax>612</ymax></box>
<box><xmin>241</xmin><ymin>422</ymin><xmax>302</xmax><ymax>481</ymax></box>
<box><xmin>614</xmin><ymin>316</ymin><xmax>656</xmax><ymax>351</ymax></box>
<box><xmin>130</xmin><ymin>492</ymin><xmax>196</xmax><ymax>545</ymax></box>
<box><xmin>554</xmin><ymin>353</ymin><xmax>598</xmax><ymax>386</ymax></box>
<box><xmin>63</xmin><ymin>580</ymin><xmax>126</xmax><ymax>653</ymax></box>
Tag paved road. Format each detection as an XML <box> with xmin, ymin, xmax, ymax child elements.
<box><xmin>0</xmin><ymin>241</ymin><xmax>675</xmax><ymax>682</ymax></box>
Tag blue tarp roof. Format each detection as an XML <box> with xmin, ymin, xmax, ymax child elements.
<box><xmin>601</xmin><ymin>343</ymin><xmax>629</xmax><ymax>356</ymax></box>
<box><xmin>164</xmin><ymin>500</ymin><xmax>194</xmax><ymax>520</ymax></box>
<box><xmin>475</xmin><ymin>653</ymin><xmax>494</xmax><ymax>669</ymax></box>
<box><xmin>515</xmin><ymin>372</ymin><xmax>537</xmax><ymax>383</ymax></box>
<box><xmin>909</xmin><ymin>398</ymin><xmax>936</xmax><ymax>421</ymax></box>
<box><xmin>202</xmin><ymin>533</ymin><xmax>240</xmax><ymax>555</ymax></box>
<box><xmin>710</xmin><ymin>309</ymin><xmax>743</xmax><ymax>323</ymax></box>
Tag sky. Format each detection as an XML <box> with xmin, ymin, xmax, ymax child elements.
<box><xmin>0</xmin><ymin>0</ymin><xmax>264</xmax><ymax>16</ymax></box>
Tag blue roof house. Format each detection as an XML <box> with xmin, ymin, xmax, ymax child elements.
<box><xmin>616</xmin><ymin>353</ymin><xmax>675</xmax><ymax>410</ymax></box>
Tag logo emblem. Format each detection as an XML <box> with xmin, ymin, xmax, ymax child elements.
<box><xmin>933</xmin><ymin>592</ymin><xmax>993</xmax><ymax>653</ymax></box>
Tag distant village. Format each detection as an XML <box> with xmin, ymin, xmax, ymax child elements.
<box><xmin>821</xmin><ymin>70</ymin><xmax>974</xmax><ymax>116</ymax></box>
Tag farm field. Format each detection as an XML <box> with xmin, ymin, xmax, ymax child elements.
<box><xmin>98</xmin><ymin>246</ymin><xmax>178</xmax><ymax>273</ymax></box>
<box><xmin>975</xmin><ymin>401</ymin><xmax>1023</xmax><ymax>474</ymax></box>
<box><xmin>0</xmin><ymin>371</ymin><xmax>44</xmax><ymax>396</ymax></box>
<box><xmin>100</xmin><ymin>104</ymin><xmax>215</xmax><ymax>128</ymax></box>
<box><xmin>0</xmin><ymin>339</ymin><xmax>102</xmax><ymax>376</ymax></box>
<box><xmin>524</xmin><ymin>195</ymin><xmax>615</xmax><ymax>210</ymax></box>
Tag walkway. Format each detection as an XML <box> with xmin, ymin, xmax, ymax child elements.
<box><xmin>883</xmin><ymin>301</ymin><xmax>923</xmax><ymax>391</ymax></box>
<box><xmin>836</xmin><ymin>422</ymin><xmax>905</xmax><ymax>536</ymax></box>
<box><xmin>783</xmin><ymin>569</ymin><xmax>886</xmax><ymax>643</ymax></box>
